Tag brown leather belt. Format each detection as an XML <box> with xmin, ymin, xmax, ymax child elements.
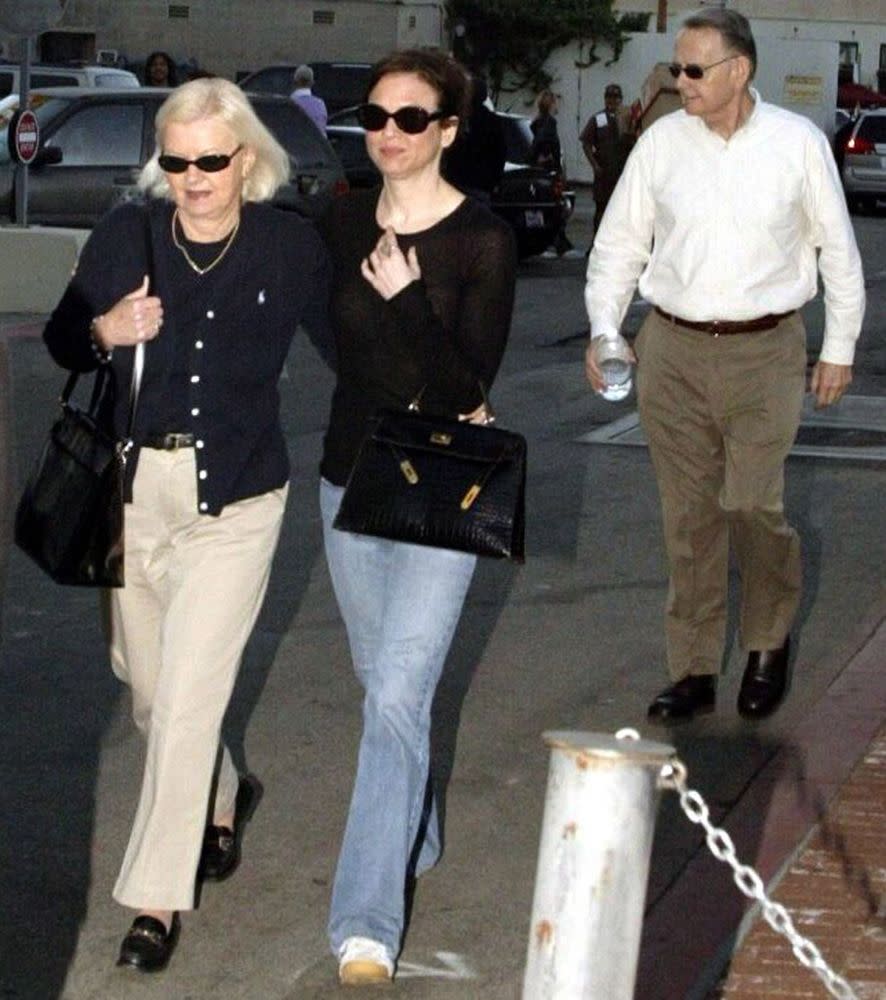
<box><xmin>143</xmin><ymin>432</ymin><xmax>195</xmax><ymax>450</ymax></box>
<box><xmin>654</xmin><ymin>306</ymin><xmax>796</xmax><ymax>335</ymax></box>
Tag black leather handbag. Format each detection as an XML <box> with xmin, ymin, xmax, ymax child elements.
<box><xmin>15</xmin><ymin>213</ymin><xmax>152</xmax><ymax>587</ymax></box>
<box><xmin>333</xmin><ymin>406</ymin><xmax>526</xmax><ymax>561</ymax></box>
<box><xmin>14</xmin><ymin>365</ymin><xmax>128</xmax><ymax>586</ymax></box>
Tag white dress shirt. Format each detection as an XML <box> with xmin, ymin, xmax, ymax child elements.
<box><xmin>585</xmin><ymin>91</ymin><xmax>865</xmax><ymax>365</ymax></box>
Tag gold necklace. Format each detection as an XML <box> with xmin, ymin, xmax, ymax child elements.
<box><xmin>171</xmin><ymin>209</ymin><xmax>241</xmax><ymax>276</ymax></box>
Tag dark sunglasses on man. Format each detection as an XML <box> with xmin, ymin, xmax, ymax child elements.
<box><xmin>158</xmin><ymin>145</ymin><xmax>243</xmax><ymax>174</ymax></box>
<box><xmin>356</xmin><ymin>103</ymin><xmax>448</xmax><ymax>135</ymax></box>
<box><xmin>668</xmin><ymin>55</ymin><xmax>738</xmax><ymax>81</ymax></box>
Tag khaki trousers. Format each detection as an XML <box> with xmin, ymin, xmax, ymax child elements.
<box><xmin>636</xmin><ymin>309</ymin><xmax>806</xmax><ymax>680</ymax></box>
<box><xmin>108</xmin><ymin>448</ymin><xmax>287</xmax><ymax>910</ymax></box>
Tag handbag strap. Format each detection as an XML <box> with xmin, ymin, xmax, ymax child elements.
<box><xmin>125</xmin><ymin>208</ymin><xmax>155</xmax><ymax>439</ymax></box>
<box><xmin>59</xmin><ymin>209</ymin><xmax>152</xmax><ymax>441</ymax></box>
<box><xmin>408</xmin><ymin>379</ymin><xmax>496</xmax><ymax>423</ymax></box>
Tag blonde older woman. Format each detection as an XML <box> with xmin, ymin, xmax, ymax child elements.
<box><xmin>42</xmin><ymin>77</ymin><xmax>330</xmax><ymax>971</ymax></box>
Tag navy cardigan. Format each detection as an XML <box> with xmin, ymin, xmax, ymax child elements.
<box><xmin>43</xmin><ymin>198</ymin><xmax>331</xmax><ymax>514</ymax></box>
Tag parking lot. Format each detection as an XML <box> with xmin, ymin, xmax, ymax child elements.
<box><xmin>0</xmin><ymin>194</ymin><xmax>884</xmax><ymax>998</ymax></box>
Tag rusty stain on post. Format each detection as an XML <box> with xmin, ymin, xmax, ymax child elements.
<box><xmin>535</xmin><ymin>919</ymin><xmax>554</xmax><ymax>946</ymax></box>
<box><xmin>523</xmin><ymin>731</ymin><xmax>675</xmax><ymax>998</ymax></box>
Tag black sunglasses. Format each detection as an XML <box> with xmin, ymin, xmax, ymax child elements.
<box><xmin>158</xmin><ymin>144</ymin><xmax>243</xmax><ymax>174</ymax></box>
<box><xmin>668</xmin><ymin>55</ymin><xmax>738</xmax><ymax>81</ymax></box>
<box><xmin>356</xmin><ymin>103</ymin><xmax>447</xmax><ymax>134</ymax></box>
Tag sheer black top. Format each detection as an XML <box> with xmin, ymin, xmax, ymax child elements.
<box><xmin>318</xmin><ymin>189</ymin><xmax>518</xmax><ymax>486</ymax></box>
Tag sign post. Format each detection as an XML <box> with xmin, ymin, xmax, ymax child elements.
<box><xmin>0</xmin><ymin>1</ymin><xmax>69</xmax><ymax>226</ymax></box>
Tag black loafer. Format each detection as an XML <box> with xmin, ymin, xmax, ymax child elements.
<box><xmin>117</xmin><ymin>914</ymin><xmax>179</xmax><ymax>972</ymax></box>
<box><xmin>738</xmin><ymin>638</ymin><xmax>790</xmax><ymax>719</ymax></box>
<box><xmin>647</xmin><ymin>675</ymin><xmax>716</xmax><ymax>723</ymax></box>
<box><xmin>198</xmin><ymin>774</ymin><xmax>262</xmax><ymax>882</ymax></box>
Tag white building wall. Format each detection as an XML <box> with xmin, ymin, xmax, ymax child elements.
<box><xmin>511</xmin><ymin>32</ymin><xmax>840</xmax><ymax>185</ymax></box>
<box><xmin>618</xmin><ymin>1</ymin><xmax>885</xmax><ymax>90</ymax></box>
<box><xmin>4</xmin><ymin>0</ymin><xmax>445</xmax><ymax>80</ymax></box>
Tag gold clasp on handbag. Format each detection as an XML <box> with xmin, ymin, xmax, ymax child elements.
<box><xmin>430</xmin><ymin>431</ymin><xmax>452</xmax><ymax>446</ymax></box>
<box><xmin>399</xmin><ymin>458</ymin><xmax>419</xmax><ymax>484</ymax></box>
<box><xmin>461</xmin><ymin>483</ymin><xmax>481</xmax><ymax>510</ymax></box>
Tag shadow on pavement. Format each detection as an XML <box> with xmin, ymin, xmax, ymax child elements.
<box><xmin>0</xmin><ymin>339</ymin><xmax>9</xmax><ymax>638</ymax></box>
<box><xmin>638</xmin><ymin>730</ymin><xmax>805</xmax><ymax>999</ymax></box>
<box><xmin>0</xmin><ymin>333</ymin><xmax>119</xmax><ymax>1000</ymax></box>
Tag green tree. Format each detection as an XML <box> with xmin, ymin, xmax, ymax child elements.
<box><xmin>447</xmin><ymin>0</ymin><xmax>647</xmax><ymax>98</ymax></box>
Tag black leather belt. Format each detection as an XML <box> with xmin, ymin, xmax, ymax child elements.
<box><xmin>654</xmin><ymin>306</ymin><xmax>796</xmax><ymax>335</ymax></box>
<box><xmin>143</xmin><ymin>432</ymin><xmax>195</xmax><ymax>450</ymax></box>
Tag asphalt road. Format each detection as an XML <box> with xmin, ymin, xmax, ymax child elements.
<box><xmin>0</xmin><ymin>199</ymin><xmax>884</xmax><ymax>1000</ymax></box>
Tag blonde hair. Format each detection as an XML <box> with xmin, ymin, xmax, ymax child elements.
<box><xmin>138</xmin><ymin>77</ymin><xmax>290</xmax><ymax>202</ymax></box>
<box><xmin>536</xmin><ymin>90</ymin><xmax>557</xmax><ymax>116</ymax></box>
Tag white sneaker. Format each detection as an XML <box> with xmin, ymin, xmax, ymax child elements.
<box><xmin>338</xmin><ymin>936</ymin><xmax>395</xmax><ymax>985</ymax></box>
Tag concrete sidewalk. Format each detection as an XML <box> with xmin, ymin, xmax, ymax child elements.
<box><xmin>1</xmin><ymin>229</ymin><xmax>883</xmax><ymax>1000</ymax></box>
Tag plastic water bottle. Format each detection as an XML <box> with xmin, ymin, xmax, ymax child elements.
<box><xmin>593</xmin><ymin>334</ymin><xmax>634</xmax><ymax>402</ymax></box>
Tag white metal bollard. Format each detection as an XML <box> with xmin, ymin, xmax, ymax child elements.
<box><xmin>522</xmin><ymin>729</ymin><xmax>675</xmax><ymax>1000</ymax></box>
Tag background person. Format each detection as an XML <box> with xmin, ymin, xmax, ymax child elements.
<box><xmin>529</xmin><ymin>90</ymin><xmax>577</xmax><ymax>257</ymax></box>
<box><xmin>290</xmin><ymin>64</ymin><xmax>328</xmax><ymax>133</ymax></box>
<box><xmin>42</xmin><ymin>77</ymin><xmax>330</xmax><ymax>972</ymax></box>
<box><xmin>443</xmin><ymin>73</ymin><xmax>507</xmax><ymax>203</ymax></box>
<box><xmin>317</xmin><ymin>48</ymin><xmax>516</xmax><ymax>986</ymax></box>
<box><xmin>585</xmin><ymin>9</ymin><xmax>864</xmax><ymax>724</ymax></box>
<box><xmin>143</xmin><ymin>50</ymin><xmax>178</xmax><ymax>87</ymax></box>
<box><xmin>580</xmin><ymin>82</ymin><xmax>636</xmax><ymax>243</ymax></box>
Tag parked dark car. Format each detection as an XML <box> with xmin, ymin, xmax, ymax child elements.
<box><xmin>238</xmin><ymin>62</ymin><xmax>372</xmax><ymax>115</ymax></box>
<box><xmin>325</xmin><ymin>107</ymin><xmax>573</xmax><ymax>259</ymax></box>
<box><xmin>0</xmin><ymin>86</ymin><xmax>347</xmax><ymax>226</ymax></box>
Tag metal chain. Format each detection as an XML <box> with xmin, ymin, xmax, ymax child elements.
<box><xmin>660</xmin><ymin>759</ymin><xmax>860</xmax><ymax>1000</ymax></box>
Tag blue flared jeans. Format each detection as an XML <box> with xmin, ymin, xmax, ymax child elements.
<box><xmin>320</xmin><ymin>478</ymin><xmax>477</xmax><ymax>958</ymax></box>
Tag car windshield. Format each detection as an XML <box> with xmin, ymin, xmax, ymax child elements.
<box><xmin>858</xmin><ymin>115</ymin><xmax>886</xmax><ymax>143</ymax></box>
<box><xmin>328</xmin><ymin>106</ymin><xmax>361</xmax><ymax>127</ymax></box>
<box><xmin>499</xmin><ymin>116</ymin><xmax>533</xmax><ymax>165</ymax></box>
<box><xmin>0</xmin><ymin>96</ymin><xmax>72</xmax><ymax>165</ymax></box>
<box><xmin>95</xmin><ymin>72</ymin><xmax>139</xmax><ymax>88</ymax></box>
<box><xmin>311</xmin><ymin>64</ymin><xmax>371</xmax><ymax>109</ymax></box>
<box><xmin>254</xmin><ymin>101</ymin><xmax>333</xmax><ymax>168</ymax></box>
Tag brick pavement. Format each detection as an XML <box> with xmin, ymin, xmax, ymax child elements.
<box><xmin>716</xmin><ymin>725</ymin><xmax>886</xmax><ymax>999</ymax></box>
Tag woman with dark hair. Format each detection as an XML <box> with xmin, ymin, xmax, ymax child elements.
<box><xmin>318</xmin><ymin>48</ymin><xmax>517</xmax><ymax>985</ymax></box>
<box><xmin>144</xmin><ymin>50</ymin><xmax>178</xmax><ymax>87</ymax></box>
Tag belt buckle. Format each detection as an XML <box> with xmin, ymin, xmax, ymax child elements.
<box><xmin>166</xmin><ymin>433</ymin><xmax>190</xmax><ymax>450</ymax></box>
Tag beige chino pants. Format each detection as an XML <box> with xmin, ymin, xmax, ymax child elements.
<box><xmin>108</xmin><ymin>448</ymin><xmax>287</xmax><ymax>910</ymax></box>
<box><xmin>635</xmin><ymin>309</ymin><xmax>806</xmax><ymax>680</ymax></box>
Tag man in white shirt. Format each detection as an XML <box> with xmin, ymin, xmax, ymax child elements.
<box><xmin>585</xmin><ymin>9</ymin><xmax>865</xmax><ymax>723</ymax></box>
<box><xmin>290</xmin><ymin>64</ymin><xmax>328</xmax><ymax>133</ymax></box>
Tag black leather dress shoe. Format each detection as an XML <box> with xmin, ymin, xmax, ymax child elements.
<box><xmin>647</xmin><ymin>675</ymin><xmax>716</xmax><ymax>723</ymax></box>
<box><xmin>738</xmin><ymin>638</ymin><xmax>790</xmax><ymax>719</ymax></box>
<box><xmin>198</xmin><ymin>774</ymin><xmax>262</xmax><ymax>882</ymax></box>
<box><xmin>117</xmin><ymin>914</ymin><xmax>179</xmax><ymax>972</ymax></box>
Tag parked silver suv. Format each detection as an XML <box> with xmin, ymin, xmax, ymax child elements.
<box><xmin>838</xmin><ymin>108</ymin><xmax>886</xmax><ymax>213</ymax></box>
<box><xmin>0</xmin><ymin>62</ymin><xmax>139</xmax><ymax>97</ymax></box>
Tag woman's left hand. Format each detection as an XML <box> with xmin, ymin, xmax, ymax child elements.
<box><xmin>459</xmin><ymin>403</ymin><xmax>495</xmax><ymax>425</ymax></box>
<box><xmin>361</xmin><ymin>227</ymin><xmax>420</xmax><ymax>300</ymax></box>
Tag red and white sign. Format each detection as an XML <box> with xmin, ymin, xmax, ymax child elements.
<box><xmin>10</xmin><ymin>109</ymin><xmax>40</xmax><ymax>165</ymax></box>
